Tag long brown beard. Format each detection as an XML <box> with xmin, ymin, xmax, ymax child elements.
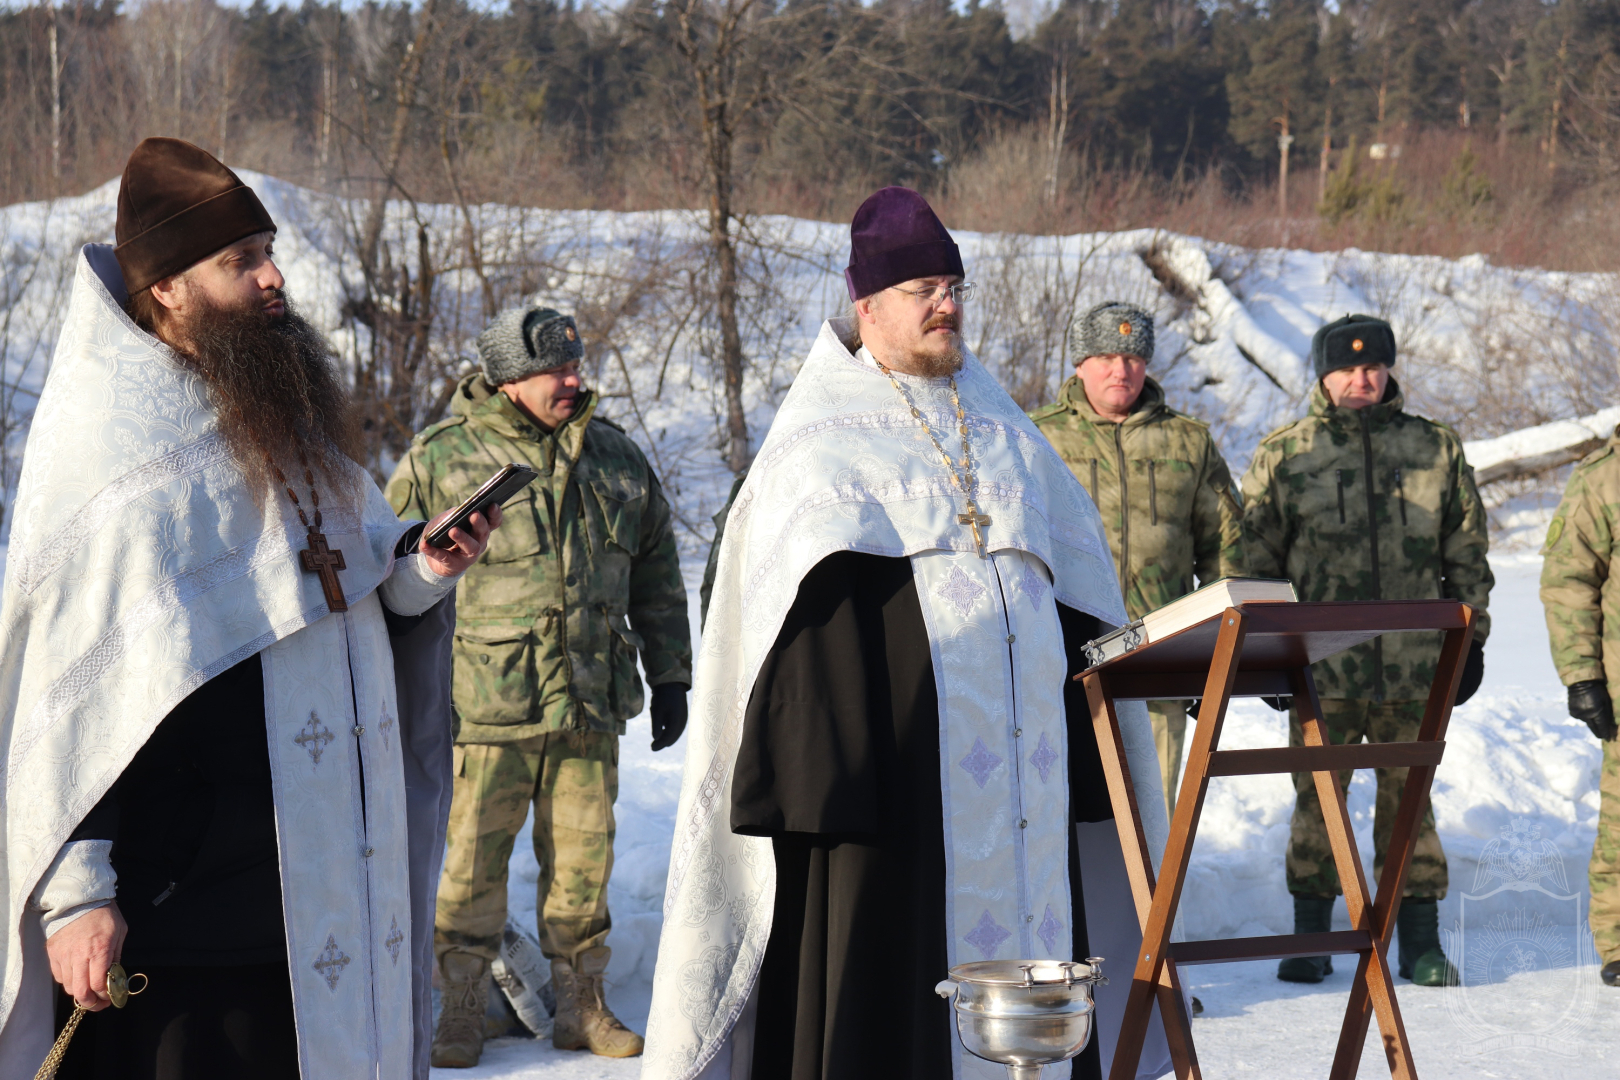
<box><xmin>170</xmin><ymin>291</ymin><xmax>361</xmax><ymax>498</ymax></box>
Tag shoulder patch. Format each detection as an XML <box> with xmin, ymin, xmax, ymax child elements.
<box><xmin>412</xmin><ymin>414</ymin><xmax>467</xmax><ymax>445</ymax></box>
<box><xmin>1542</xmin><ymin>515</ymin><xmax>1566</xmax><ymax>553</ymax></box>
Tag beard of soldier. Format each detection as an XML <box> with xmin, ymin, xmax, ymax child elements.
<box><xmin>854</xmin><ymin>275</ymin><xmax>965</xmax><ymax>378</ymax></box>
<box><xmin>133</xmin><ymin>232</ymin><xmax>360</xmax><ymax>498</ymax></box>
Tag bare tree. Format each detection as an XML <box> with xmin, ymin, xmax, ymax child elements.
<box><xmin>649</xmin><ymin>0</ymin><xmax>876</xmax><ymax>473</ymax></box>
<box><xmin>659</xmin><ymin>0</ymin><xmax>770</xmax><ymax>474</ymax></box>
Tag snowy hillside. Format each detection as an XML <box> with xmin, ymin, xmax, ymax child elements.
<box><xmin>3</xmin><ymin>177</ymin><xmax>1617</xmax><ymax>1075</ymax></box>
<box><xmin>5</xmin><ymin>174</ymin><xmax>1619</xmax><ymax>551</ymax></box>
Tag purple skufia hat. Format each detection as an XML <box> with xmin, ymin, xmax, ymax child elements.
<box><xmin>843</xmin><ymin>186</ymin><xmax>964</xmax><ymax>301</ymax></box>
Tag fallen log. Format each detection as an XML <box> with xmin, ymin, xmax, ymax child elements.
<box><xmin>1465</xmin><ymin>407</ymin><xmax>1620</xmax><ymax>485</ymax></box>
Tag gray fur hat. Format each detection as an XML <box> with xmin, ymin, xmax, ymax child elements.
<box><xmin>1072</xmin><ymin>300</ymin><xmax>1155</xmax><ymax>364</ymax></box>
<box><xmin>477</xmin><ymin>305</ymin><xmax>584</xmax><ymax>386</ymax></box>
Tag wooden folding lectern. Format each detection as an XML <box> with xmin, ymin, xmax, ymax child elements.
<box><xmin>1079</xmin><ymin>599</ymin><xmax>1477</xmax><ymax>1080</ymax></box>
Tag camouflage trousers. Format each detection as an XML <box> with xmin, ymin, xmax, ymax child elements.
<box><xmin>1593</xmin><ymin>736</ymin><xmax>1620</xmax><ymax>962</ymax></box>
<box><xmin>434</xmin><ymin>730</ymin><xmax>618</xmax><ymax>968</ymax></box>
<box><xmin>1149</xmin><ymin>700</ymin><xmax>1189</xmax><ymax>819</ymax></box>
<box><xmin>1286</xmin><ymin>699</ymin><xmax>1449</xmax><ymax>899</ymax></box>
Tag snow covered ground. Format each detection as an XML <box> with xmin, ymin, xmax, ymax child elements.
<box><xmin>434</xmin><ymin>553</ymin><xmax>1620</xmax><ymax>1079</ymax></box>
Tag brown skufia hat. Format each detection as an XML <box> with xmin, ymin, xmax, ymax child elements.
<box><xmin>114</xmin><ymin>137</ymin><xmax>277</xmax><ymax>294</ymax></box>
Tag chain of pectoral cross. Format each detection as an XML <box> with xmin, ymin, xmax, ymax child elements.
<box><xmin>871</xmin><ymin>358</ymin><xmax>993</xmax><ymax>557</ymax></box>
<box><xmin>272</xmin><ymin>460</ymin><xmax>349</xmax><ymax>613</ymax></box>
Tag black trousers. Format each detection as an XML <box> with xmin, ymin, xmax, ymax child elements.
<box><xmin>54</xmin><ymin>963</ymin><xmax>298</xmax><ymax>1080</ymax></box>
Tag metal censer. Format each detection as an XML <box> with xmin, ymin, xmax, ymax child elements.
<box><xmin>935</xmin><ymin>957</ymin><xmax>1107</xmax><ymax>1079</ymax></box>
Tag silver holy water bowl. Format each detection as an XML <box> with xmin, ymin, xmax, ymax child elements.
<box><xmin>935</xmin><ymin>957</ymin><xmax>1107</xmax><ymax>1079</ymax></box>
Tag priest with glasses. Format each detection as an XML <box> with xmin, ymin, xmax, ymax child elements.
<box><xmin>645</xmin><ymin>188</ymin><xmax>1174</xmax><ymax>1080</ymax></box>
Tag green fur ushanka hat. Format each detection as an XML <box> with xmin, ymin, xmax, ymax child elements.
<box><xmin>478</xmin><ymin>305</ymin><xmax>584</xmax><ymax>386</ymax></box>
<box><xmin>1072</xmin><ymin>301</ymin><xmax>1155</xmax><ymax>364</ymax></box>
<box><xmin>1311</xmin><ymin>314</ymin><xmax>1396</xmax><ymax>379</ymax></box>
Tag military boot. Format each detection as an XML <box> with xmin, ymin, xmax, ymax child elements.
<box><xmin>1602</xmin><ymin>959</ymin><xmax>1620</xmax><ymax>987</ymax></box>
<box><xmin>1278</xmin><ymin>894</ymin><xmax>1336</xmax><ymax>983</ymax></box>
<box><xmin>1396</xmin><ymin>899</ymin><xmax>1458</xmax><ymax>986</ymax></box>
<box><xmin>552</xmin><ymin>947</ymin><xmax>644</xmax><ymax>1058</ymax></box>
<box><xmin>432</xmin><ymin>951</ymin><xmax>491</xmax><ymax>1067</ymax></box>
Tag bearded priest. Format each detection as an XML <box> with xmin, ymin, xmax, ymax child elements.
<box><xmin>644</xmin><ymin>188</ymin><xmax>1175</xmax><ymax>1080</ymax></box>
<box><xmin>0</xmin><ymin>138</ymin><xmax>499</xmax><ymax>1079</ymax></box>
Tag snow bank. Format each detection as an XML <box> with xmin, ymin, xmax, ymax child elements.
<box><xmin>7</xmin><ymin>174</ymin><xmax>1620</xmax><ymax>541</ymax></box>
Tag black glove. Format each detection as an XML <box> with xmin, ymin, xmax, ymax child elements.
<box><xmin>1568</xmin><ymin>680</ymin><xmax>1618</xmax><ymax>741</ymax></box>
<box><xmin>1454</xmin><ymin>639</ymin><xmax>1485</xmax><ymax>706</ymax></box>
<box><xmin>1261</xmin><ymin>695</ymin><xmax>1292</xmax><ymax>712</ymax></box>
<box><xmin>650</xmin><ymin>683</ymin><xmax>689</xmax><ymax>751</ymax></box>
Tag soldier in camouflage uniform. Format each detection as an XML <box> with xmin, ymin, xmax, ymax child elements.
<box><xmin>386</xmin><ymin>305</ymin><xmax>692</xmax><ymax>1064</ymax></box>
<box><xmin>1537</xmin><ymin>427</ymin><xmax>1620</xmax><ymax>988</ymax></box>
<box><xmin>1030</xmin><ymin>301</ymin><xmax>1245</xmax><ymax>818</ymax></box>
<box><xmin>1242</xmin><ymin>314</ymin><xmax>1491</xmax><ymax>987</ymax></box>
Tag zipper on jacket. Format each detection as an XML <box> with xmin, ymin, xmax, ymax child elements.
<box><xmin>1336</xmin><ymin>470</ymin><xmax>1346</xmax><ymax>524</ymax></box>
<box><xmin>1149</xmin><ymin>461</ymin><xmax>1158</xmax><ymax>526</ymax></box>
<box><xmin>1394</xmin><ymin>468</ymin><xmax>1407</xmax><ymax>525</ymax></box>
<box><xmin>1360</xmin><ymin>410</ymin><xmax>1385</xmax><ymax>701</ymax></box>
<box><xmin>1114</xmin><ymin>425</ymin><xmax>1130</xmax><ymax>589</ymax></box>
<box><xmin>1090</xmin><ymin>459</ymin><xmax>1099</xmax><ymax>501</ymax></box>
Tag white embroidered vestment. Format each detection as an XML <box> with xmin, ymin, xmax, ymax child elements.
<box><xmin>644</xmin><ymin>321</ymin><xmax>1173</xmax><ymax>1080</ymax></box>
<box><xmin>0</xmin><ymin>245</ymin><xmax>453</xmax><ymax>1080</ymax></box>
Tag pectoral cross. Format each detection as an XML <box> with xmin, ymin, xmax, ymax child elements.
<box><xmin>958</xmin><ymin>508</ymin><xmax>992</xmax><ymax>558</ymax></box>
<box><xmin>300</xmin><ymin>526</ymin><xmax>349</xmax><ymax>612</ymax></box>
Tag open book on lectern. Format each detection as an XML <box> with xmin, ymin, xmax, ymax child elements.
<box><xmin>1080</xmin><ymin>576</ymin><xmax>1298</xmax><ymax>668</ymax></box>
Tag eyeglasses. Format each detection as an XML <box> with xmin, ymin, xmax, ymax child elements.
<box><xmin>888</xmin><ymin>281</ymin><xmax>976</xmax><ymax>307</ymax></box>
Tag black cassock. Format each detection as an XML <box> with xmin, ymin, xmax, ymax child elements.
<box><xmin>731</xmin><ymin>551</ymin><xmax>1113</xmax><ymax>1080</ymax></box>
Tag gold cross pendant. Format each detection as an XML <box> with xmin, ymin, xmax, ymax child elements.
<box><xmin>958</xmin><ymin>510</ymin><xmax>992</xmax><ymax>557</ymax></box>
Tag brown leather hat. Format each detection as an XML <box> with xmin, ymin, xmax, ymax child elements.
<box><xmin>114</xmin><ymin>137</ymin><xmax>277</xmax><ymax>294</ymax></box>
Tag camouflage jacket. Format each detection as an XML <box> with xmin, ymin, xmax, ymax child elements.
<box><xmin>386</xmin><ymin>375</ymin><xmax>692</xmax><ymax>742</ymax></box>
<box><xmin>1540</xmin><ymin>426</ymin><xmax>1620</xmax><ymax>700</ymax></box>
<box><xmin>1241</xmin><ymin>379</ymin><xmax>1493</xmax><ymax>701</ymax></box>
<box><xmin>1030</xmin><ymin>376</ymin><xmax>1245</xmax><ymax>621</ymax></box>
